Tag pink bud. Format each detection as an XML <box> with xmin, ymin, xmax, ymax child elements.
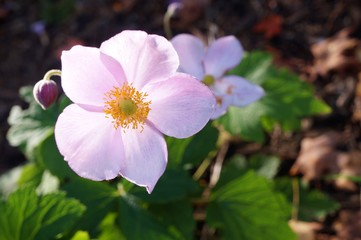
<box><xmin>33</xmin><ymin>79</ymin><xmax>59</xmax><ymax>109</ymax></box>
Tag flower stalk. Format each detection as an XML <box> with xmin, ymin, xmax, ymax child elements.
<box><xmin>43</xmin><ymin>69</ymin><xmax>62</xmax><ymax>81</ymax></box>
<box><xmin>163</xmin><ymin>2</ymin><xmax>182</xmax><ymax>39</ymax></box>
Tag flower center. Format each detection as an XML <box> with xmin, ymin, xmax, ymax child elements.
<box><xmin>118</xmin><ymin>99</ymin><xmax>137</xmax><ymax>116</ymax></box>
<box><xmin>103</xmin><ymin>84</ymin><xmax>151</xmax><ymax>130</ymax></box>
<box><xmin>202</xmin><ymin>75</ymin><xmax>215</xmax><ymax>86</ymax></box>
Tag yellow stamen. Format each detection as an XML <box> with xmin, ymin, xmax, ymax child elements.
<box><xmin>104</xmin><ymin>84</ymin><xmax>151</xmax><ymax>130</ymax></box>
<box><xmin>202</xmin><ymin>75</ymin><xmax>215</xmax><ymax>86</ymax></box>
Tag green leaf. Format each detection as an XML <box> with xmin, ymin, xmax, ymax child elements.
<box><xmin>40</xmin><ymin>0</ymin><xmax>75</xmax><ymax>25</ymax></box>
<box><xmin>0</xmin><ymin>165</ymin><xmax>24</xmax><ymax>197</ymax></box>
<box><xmin>0</xmin><ymin>185</ymin><xmax>85</xmax><ymax>240</ymax></box>
<box><xmin>17</xmin><ymin>163</ymin><xmax>59</xmax><ymax>195</ymax></box>
<box><xmin>228</xmin><ymin>51</ymin><xmax>273</xmax><ymax>85</ymax></box>
<box><xmin>248</xmin><ymin>154</ymin><xmax>281</xmax><ymax>179</ymax></box>
<box><xmin>215</xmin><ymin>154</ymin><xmax>280</xmax><ymax>184</ymax></box>
<box><xmin>128</xmin><ymin>168</ymin><xmax>199</xmax><ymax>203</ymax></box>
<box><xmin>274</xmin><ymin>178</ymin><xmax>339</xmax><ymax>221</ymax></box>
<box><xmin>166</xmin><ymin>137</ymin><xmax>193</xmax><ymax>168</ymax></box>
<box><xmin>219</xmin><ymin>104</ymin><xmax>266</xmax><ymax>142</ymax></box>
<box><xmin>218</xmin><ymin>51</ymin><xmax>331</xmax><ymax>142</ymax></box>
<box><xmin>71</xmin><ymin>231</ymin><xmax>91</xmax><ymax>240</ymax></box>
<box><xmin>6</xmin><ymin>86</ymin><xmax>60</xmax><ymax>160</ymax></box>
<box><xmin>98</xmin><ymin>213</ymin><xmax>125</xmax><ymax>240</ymax></box>
<box><xmin>17</xmin><ymin>163</ymin><xmax>44</xmax><ymax>187</ymax></box>
<box><xmin>166</xmin><ymin>123</ymin><xmax>219</xmax><ymax>168</ymax></box>
<box><xmin>182</xmin><ymin>123</ymin><xmax>218</xmax><ymax>167</ymax></box>
<box><xmin>36</xmin><ymin>170</ymin><xmax>60</xmax><ymax>195</ymax></box>
<box><xmin>207</xmin><ymin>171</ymin><xmax>296</xmax><ymax>240</ymax></box>
<box><xmin>118</xmin><ymin>196</ymin><xmax>178</xmax><ymax>239</ymax></box>
<box><xmin>149</xmin><ymin>200</ymin><xmax>196</xmax><ymax>240</ymax></box>
<box><xmin>35</xmin><ymin>132</ymin><xmax>77</xmax><ymax>180</ymax></box>
<box><xmin>61</xmin><ymin>178</ymin><xmax>118</xmax><ymax>234</ymax></box>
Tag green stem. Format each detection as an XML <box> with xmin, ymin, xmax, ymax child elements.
<box><xmin>163</xmin><ymin>3</ymin><xmax>182</xmax><ymax>39</ymax></box>
<box><xmin>43</xmin><ymin>69</ymin><xmax>62</xmax><ymax>81</ymax></box>
<box><xmin>193</xmin><ymin>157</ymin><xmax>212</xmax><ymax>181</ymax></box>
<box><xmin>209</xmin><ymin>141</ymin><xmax>229</xmax><ymax>189</ymax></box>
<box><xmin>191</xmin><ymin>197</ymin><xmax>209</xmax><ymax>205</ymax></box>
<box><xmin>291</xmin><ymin>178</ymin><xmax>299</xmax><ymax>221</ymax></box>
<box><xmin>163</xmin><ymin>10</ymin><xmax>173</xmax><ymax>40</ymax></box>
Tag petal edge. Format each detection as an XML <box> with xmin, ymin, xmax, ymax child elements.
<box><xmin>145</xmin><ymin>73</ymin><xmax>216</xmax><ymax>138</ymax></box>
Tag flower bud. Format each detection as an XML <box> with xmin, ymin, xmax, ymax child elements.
<box><xmin>33</xmin><ymin>79</ymin><xmax>59</xmax><ymax>109</ymax></box>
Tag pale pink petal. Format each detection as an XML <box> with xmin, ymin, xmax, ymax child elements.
<box><xmin>100</xmin><ymin>30</ymin><xmax>179</xmax><ymax>89</ymax></box>
<box><xmin>61</xmin><ymin>46</ymin><xmax>126</xmax><ymax>108</ymax></box>
<box><xmin>211</xmin><ymin>95</ymin><xmax>232</xmax><ymax>119</ymax></box>
<box><xmin>120</xmin><ymin>124</ymin><xmax>167</xmax><ymax>193</ymax></box>
<box><xmin>204</xmin><ymin>36</ymin><xmax>243</xmax><ymax>79</ymax></box>
<box><xmin>54</xmin><ymin>104</ymin><xmax>124</xmax><ymax>180</ymax></box>
<box><xmin>222</xmin><ymin>76</ymin><xmax>265</xmax><ymax>106</ymax></box>
<box><xmin>144</xmin><ymin>73</ymin><xmax>215</xmax><ymax>138</ymax></box>
<box><xmin>171</xmin><ymin>34</ymin><xmax>206</xmax><ymax>80</ymax></box>
<box><xmin>211</xmin><ymin>105</ymin><xmax>227</xmax><ymax>119</ymax></box>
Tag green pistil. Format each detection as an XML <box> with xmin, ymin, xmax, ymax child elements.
<box><xmin>119</xmin><ymin>99</ymin><xmax>137</xmax><ymax>116</ymax></box>
<box><xmin>202</xmin><ymin>75</ymin><xmax>215</xmax><ymax>86</ymax></box>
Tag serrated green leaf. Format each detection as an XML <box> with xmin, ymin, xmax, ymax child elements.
<box><xmin>0</xmin><ymin>185</ymin><xmax>85</xmax><ymax>240</ymax></box>
<box><xmin>61</xmin><ymin>178</ymin><xmax>118</xmax><ymax>234</ymax></box>
<box><xmin>149</xmin><ymin>200</ymin><xmax>195</xmax><ymax>240</ymax></box>
<box><xmin>6</xmin><ymin>86</ymin><xmax>60</xmax><ymax>160</ymax></box>
<box><xmin>274</xmin><ymin>178</ymin><xmax>339</xmax><ymax>221</ymax></box>
<box><xmin>36</xmin><ymin>171</ymin><xmax>60</xmax><ymax>195</ymax></box>
<box><xmin>19</xmin><ymin>85</ymin><xmax>36</xmax><ymax>103</ymax></box>
<box><xmin>118</xmin><ymin>196</ymin><xmax>178</xmax><ymax>239</ymax></box>
<box><xmin>0</xmin><ymin>165</ymin><xmax>24</xmax><ymax>197</ymax></box>
<box><xmin>128</xmin><ymin>169</ymin><xmax>199</xmax><ymax>203</ymax></box>
<box><xmin>207</xmin><ymin>171</ymin><xmax>296</xmax><ymax>240</ymax></box>
<box><xmin>16</xmin><ymin>163</ymin><xmax>59</xmax><ymax>195</ymax></box>
<box><xmin>309</xmin><ymin>98</ymin><xmax>332</xmax><ymax>114</ymax></box>
<box><xmin>17</xmin><ymin>163</ymin><xmax>44</xmax><ymax>187</ymax></box>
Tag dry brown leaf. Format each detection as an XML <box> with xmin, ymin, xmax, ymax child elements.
<box><xmin>311</xmin><ymin>28</ymin><xmax>361</xmax><ymax>76</ymax></box>
<box><xmin>253</xmin><ymin>14</ymin><xmax>284</xmax><ymax>39</ymax></box>
<box><xmin>334</xmin><ymin>150</ymin><xmax>361</xmax><ymax>190</ymax></box>
<box><xmin>334</xmin><ymin>211</ymin><xmax>361</xmax><ymax>240</ymax></box>
<box><xmin>111</xmin><ymin>0</ymin><xmax>136</xmax><ymax>13</ymax></box>
<box><xmin>290</xmin><ymin>131</ymin><xmax>342</xmax><ymax>180</ymax></box>
<box><xmin>352</xmin><ymin>72</ymin><xmax>361</xmax><ymax>121</ymax></box>
<box><xmin>289</xmin><ymin>220</ymin><xmax>322</xmax><ymax>240</ymax></box>
<box><xmin>291</xmin><ymin>131</ymin><xmax>361</xmax><ymax>190</ymax></box>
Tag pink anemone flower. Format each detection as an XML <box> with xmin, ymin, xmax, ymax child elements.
<box><xmin>171</xmin><ymin>34</ymin><xmax>265</xmax><ymax>119</ymax></box>
<box><xmin>55</xmin><ymin>30</ymin><xmax>215</xmax><ymax>193</ymax></box>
